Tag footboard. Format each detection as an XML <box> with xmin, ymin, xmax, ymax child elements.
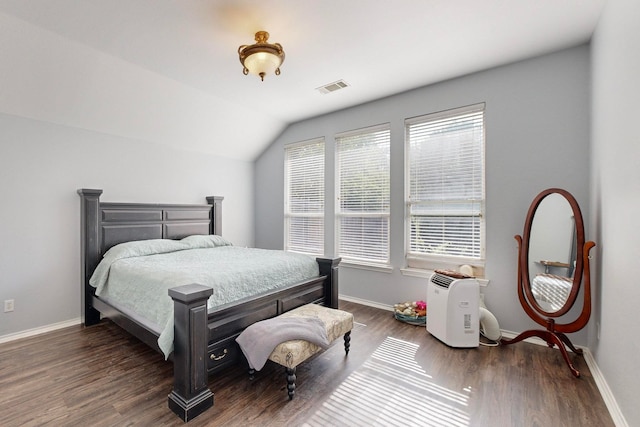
<box><xmin>203</xmin><ymin>259</ymin><xmax>340</xmax><ymax>375</ymax></box>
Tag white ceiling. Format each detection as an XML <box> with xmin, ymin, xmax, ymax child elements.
<box><xmin>0</xmin><ymin>0</ymin><xmax>605</xmax><ymax>161</ymax></box>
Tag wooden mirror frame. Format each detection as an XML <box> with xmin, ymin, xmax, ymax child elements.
<box><xmin>501</xmin><ymin>188</ymin><xmax>596</xmax><ymax>377</ymax></box>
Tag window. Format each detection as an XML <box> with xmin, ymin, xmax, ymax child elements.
<box><xmin>406</xmin><ymin>104</ymin><xmax>485</xmax><ymax>270</ymax></box>
<box><xmin>336</xmin><ymin>124</ymin><xmax>391</xmax><ymax>265</ymax></box>
<box><xmin>284</xmin><ymin>139</ymin><xmax>325</xmax><ymax>255</ymax></box>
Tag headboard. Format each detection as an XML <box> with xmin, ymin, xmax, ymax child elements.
<box><xmin>77</xmin><ymin>189</ymin><xmax>223</xmax><ymax>324</ymax></box>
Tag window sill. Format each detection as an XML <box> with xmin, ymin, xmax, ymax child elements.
<box><xmin>340</xmin><ymin>260</ymin><xmax>394</xmax><ymax>274</ymax></box>
<box><xmin>400</xmin><ymin>267</ymin><xmax>490</xmax><ymax>287</ymax></box>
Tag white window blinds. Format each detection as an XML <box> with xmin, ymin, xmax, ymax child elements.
<box><xmin>284</xmin><ymin>139</ymin><xmax>325</xmax><ymax>255</ymax></box>
<box><xmin>336</xmin><ymin>124</ymin><xmax>390</xmax><ymax>264</ymax></box>
<box><xmin>406</xmin><ymin>104</ymin><xmax>485</xmax><ymax>265</ymax></box>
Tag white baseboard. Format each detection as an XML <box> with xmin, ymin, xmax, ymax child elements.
<box><xmin>499</xmin><ymin>329</ymin><xmax>628</xmax><ymax>427</ymax></box>
<box><xmin>0</xmin><ymin>318</ymin><xmax>81</xmax><ymax>345</ymax></box>
<box><xmin>339</xmin><ymin>294</ymin><xmax>393</xmax><ymax>312</ymax></box>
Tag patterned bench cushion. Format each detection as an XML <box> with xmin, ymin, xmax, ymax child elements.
<box><xmin>268</xmin><ymin>304</ymin><xmax>354</xmax><ymax>369</ymax></box>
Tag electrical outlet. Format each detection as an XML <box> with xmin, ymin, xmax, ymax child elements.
<box><xmin>4</xmin><ymin>299</ymin><xmax>14</xmax><ymax>313</ymax></box>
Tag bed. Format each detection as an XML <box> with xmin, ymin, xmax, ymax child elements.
<box><xmin>78</xmin><ymin>189</ymin><xmax>340</xmax><ymax>422</ymax></box>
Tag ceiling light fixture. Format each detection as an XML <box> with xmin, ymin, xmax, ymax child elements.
<box><xmin>238</xmin><ymin>31</ymin><xmax>285</xmax><ymax>82</ymax></box>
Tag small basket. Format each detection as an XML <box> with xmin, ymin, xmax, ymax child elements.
<box><xmin>394</xmin><ymin>312</ymin><xmax>427</xmax><ymax>326</ymax></box>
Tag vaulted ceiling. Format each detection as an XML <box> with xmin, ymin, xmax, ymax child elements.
<box><xmin>0</xmin><ymin>0</ymin><xmax>605</xmax><ymax>161</ymax></box>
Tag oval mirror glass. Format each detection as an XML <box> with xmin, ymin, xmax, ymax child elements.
<box><xmin>527</xmin><ymin>193</ymin><xmax>576</xmax><ymax>313</ymax></box>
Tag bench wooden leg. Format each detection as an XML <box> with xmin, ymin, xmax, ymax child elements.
<box><xmin>344</xmin><ymin>331</ymin><xmax>351</xmax><ymax>355</ymax></box>
<box><xmin>286</xmin><ymin>367</ymin><xmax>296</xmax><ymax>400</ymax></box>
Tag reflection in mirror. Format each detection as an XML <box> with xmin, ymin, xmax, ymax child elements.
<box><xmin>528</xmin><ymin>194</ymin><xmax>576</xmax><ymax>312</ymax></box>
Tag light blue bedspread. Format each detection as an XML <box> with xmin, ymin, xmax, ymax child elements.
<box><xmin>89</xmin><ymin>235</ymin><xmax>319</xmax><ymax>358</ymax></box>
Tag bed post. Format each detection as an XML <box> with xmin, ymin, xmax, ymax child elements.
<box><xmin>317</xmin><ymin>257</ymin><xmax>341</xmax><ymax>309</ymax></box>
<box><xmin>168</xmin><ymin>284</ymin><xmax>214</xmax><ymax>422</ymax></box>
<box><xmin>206</xmin><ymin>196</ymin><xmax>224</xmax><ymax>235</ymax></box>
<box><xmin>78</xmin><ymin>188</ymin><xmax>103</xmax><ymax>326</ymax></box>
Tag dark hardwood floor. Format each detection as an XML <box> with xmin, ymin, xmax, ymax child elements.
<box><xmin>0</xmin><ymin>301</ymin><xmax>614</xmax><ymax>427</ymax></box>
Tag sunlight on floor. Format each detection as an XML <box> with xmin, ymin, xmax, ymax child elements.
<box><xmin>303</xmin><ymin>336</ymin><xmax>471</xmax><ymax>427</ymax></box>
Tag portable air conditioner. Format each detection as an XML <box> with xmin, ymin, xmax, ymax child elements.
<box><xmin>427</xmin><ymin>271</ymin><xmax>480</xmax><ymax>348</ymax></box>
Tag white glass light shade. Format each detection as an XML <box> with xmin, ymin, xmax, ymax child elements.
<box><xmin>244</xmin><ymin>51</ymin><xmax>281</xmax><ymax>77</ymax></box>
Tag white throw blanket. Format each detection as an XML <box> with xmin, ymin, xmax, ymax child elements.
<box><xmin>236</xmin><ymin>316</ymin><xmax>330</xmax><ymax>371</ymax></box>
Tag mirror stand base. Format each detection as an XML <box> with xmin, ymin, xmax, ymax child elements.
<box><xmin>501</xmin><ymin>329</ymin><xmax>583</xmax><ymax>377</ymax></box>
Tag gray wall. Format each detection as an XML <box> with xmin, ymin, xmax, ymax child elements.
<box><xmin>591</xmin><ymin>0</ymin><xmax>640</xmax><ymax>425</ymax></box>
<box><xmin>0</xmin><ymin>5</ymin><xmax>258</xmax><ymax>339</ymax></box>
<box><xmin>255</xmin><ymin>45</ymin><xmax>591</xmax><ymax>343</ymax></box>
<box><xmin>0</xmin><ymin>113</ymin><xmax>254</xmax><ymax>337</ymax></box>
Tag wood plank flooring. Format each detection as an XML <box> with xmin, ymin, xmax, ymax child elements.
<box><xmin>0</xmin><ymin>301</ymin><xmax>614</xmax><ymax>426</ymax></box>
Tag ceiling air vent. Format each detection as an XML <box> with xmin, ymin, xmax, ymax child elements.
<box><xmin>316</xmin><ymin>79</ymin><xmax>349</xmax><ymax>94</ymax></box>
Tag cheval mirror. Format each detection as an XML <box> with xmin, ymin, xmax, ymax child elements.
<box><xmin>501</xmin><ymin>188</ymin><xmax>596</xmax><ymax>377</ymax></box>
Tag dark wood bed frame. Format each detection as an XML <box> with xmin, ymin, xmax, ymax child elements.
<box><xmin>78</xmin><ymin>189</ymin><xmax>340</xmax><ymax>422</ymax></box>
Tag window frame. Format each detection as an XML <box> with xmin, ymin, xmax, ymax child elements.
<box><xmin>335</xmin><ymin>123</ymin><xmax>391</xmax><ymax>267</ymax></box>
<box><xmin>284</xmin><ymin>138</ymin><xmax>325</xmax><ymax>256</ymax></box>
<box><xmin>404</xmin><ymin>103</ymin><xmax>486</xmax><ymax>273</ymax></box>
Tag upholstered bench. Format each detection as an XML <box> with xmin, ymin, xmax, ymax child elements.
<box><xmin>248</xmin><ymin>304</ymin><xmax>354</xmax><ymax>400</ymax></box>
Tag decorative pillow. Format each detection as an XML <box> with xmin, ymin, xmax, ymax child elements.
<box><xmin>105</xmin><ymin>238</ymin><xmax>188</xmax><ymax>259</ymax></box>
<box><xmin>180</xmin><ymin>234</ymin><xmax>233</xmax><ymax>248</ymax></box>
